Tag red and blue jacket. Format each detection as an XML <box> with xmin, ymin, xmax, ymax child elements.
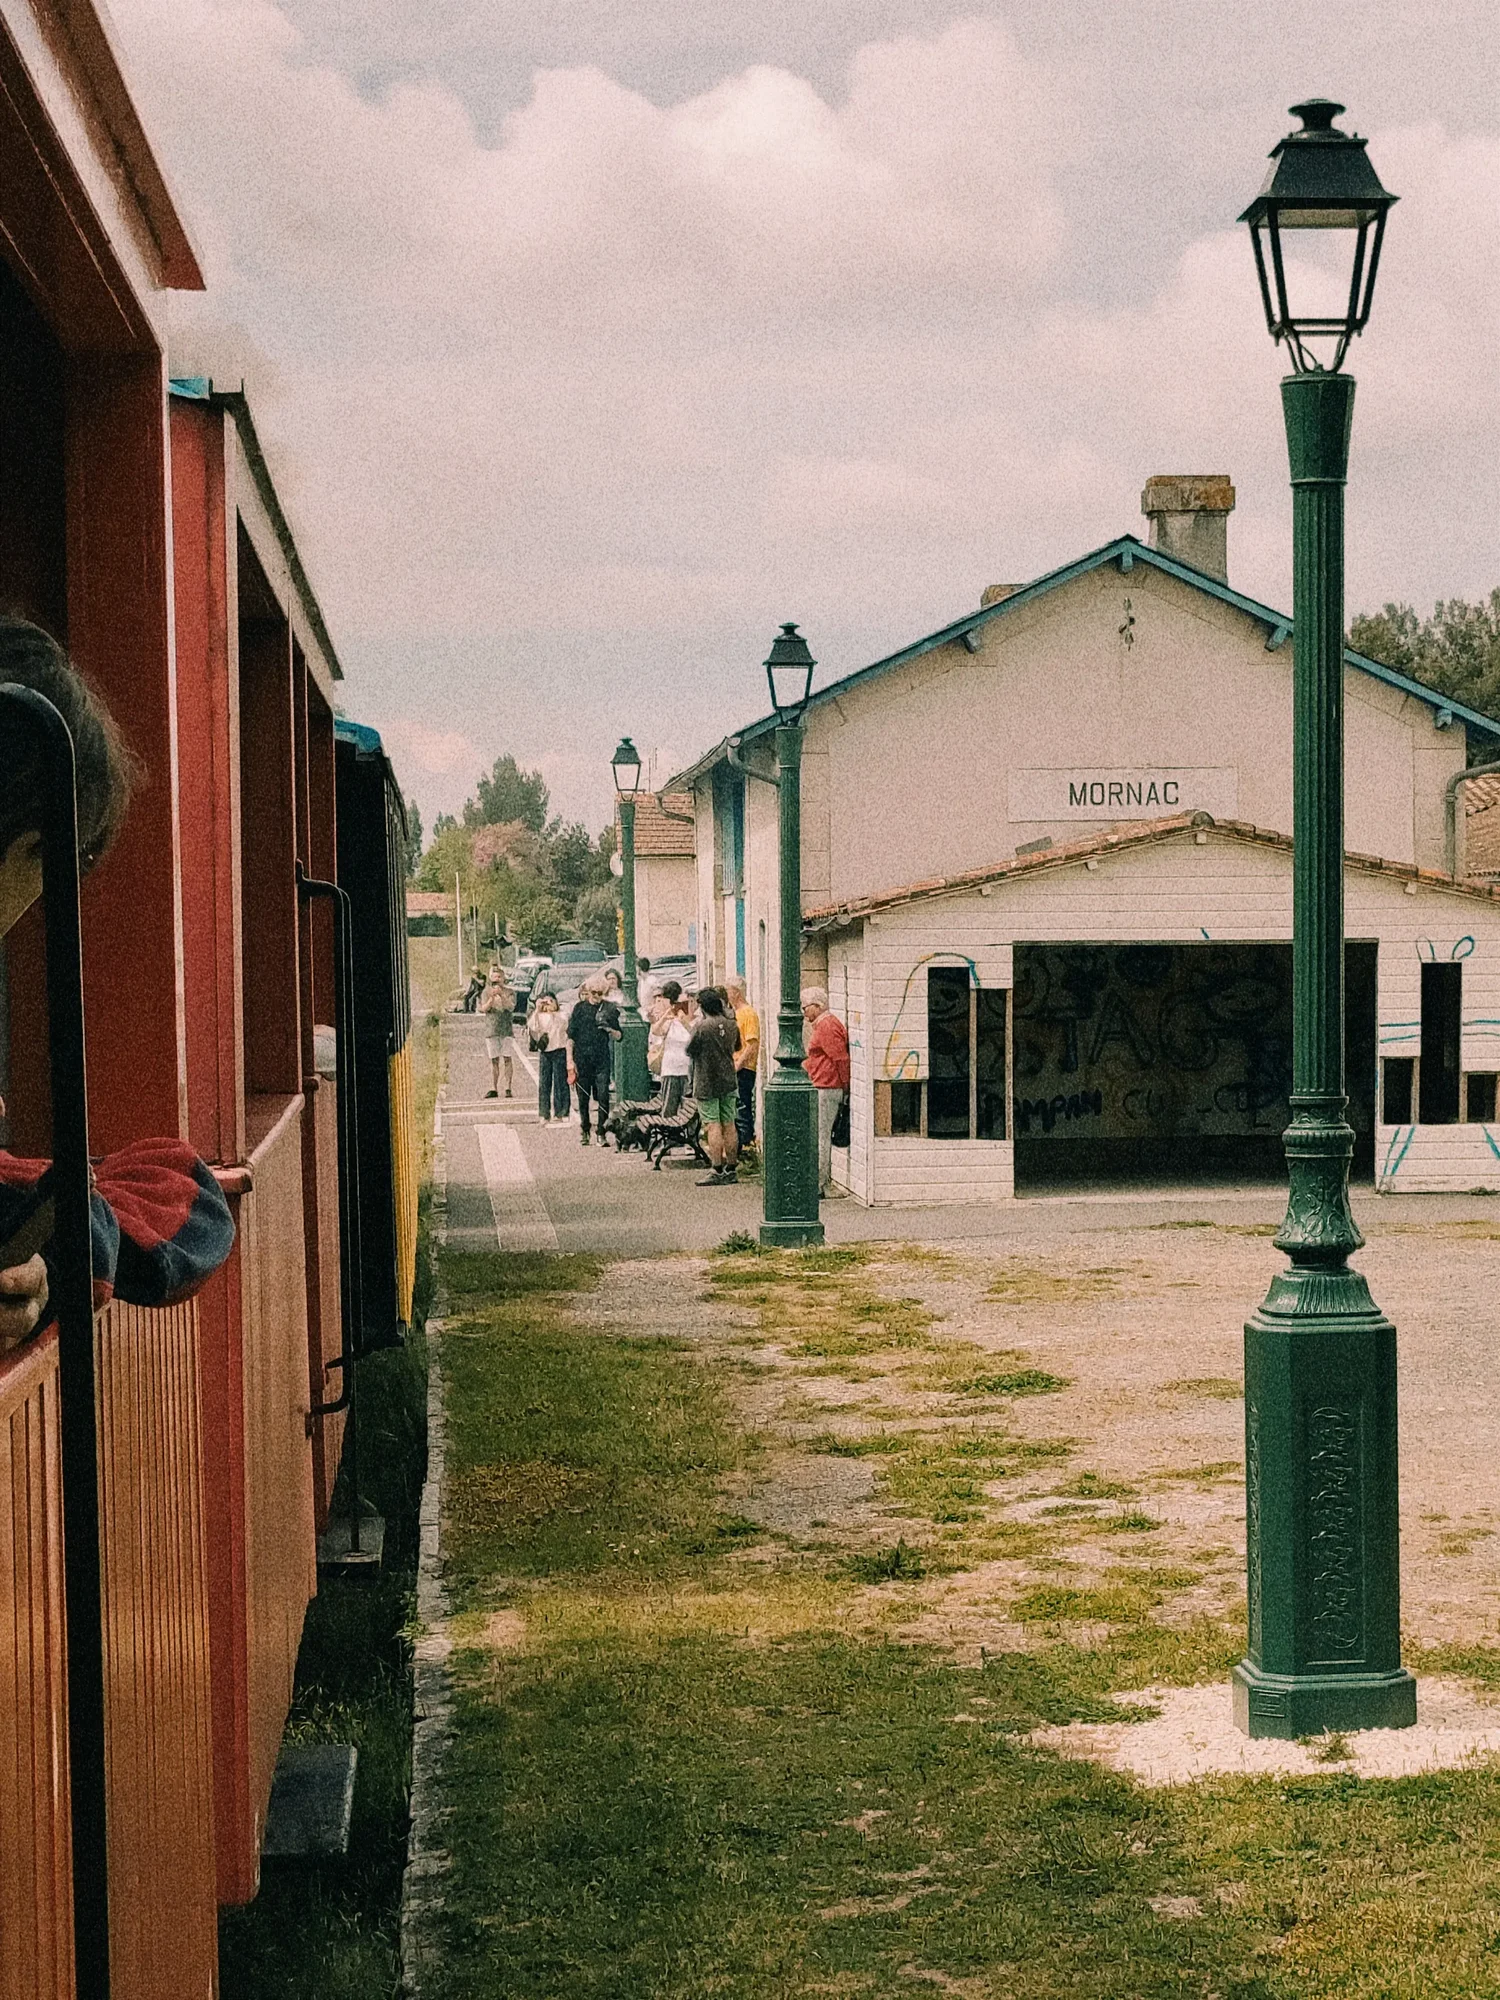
<box><xmin>0</xmin><ymin>1138</ymin><xmax>236</xmax><ymax>1313</ymax></box>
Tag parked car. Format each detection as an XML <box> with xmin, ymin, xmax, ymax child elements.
<box><xmin>640</xmin><ymin>951</ymin><xmax>699</xmax><ymax>1004</ymax></box>
<box><xmin>510</xmin><ymin>952</ymin><xmax>551</xmax><ymax>1008</ymax></box>
<box><xmin>538</xmin><ymin>940</ymin><xmax>611</xmax><ymax>1015</ymax></box>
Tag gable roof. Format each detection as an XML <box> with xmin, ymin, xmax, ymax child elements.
<box><xmin>801</xmin><ymin>811</ymin><xmax>1500</xmax><ymax>933</ymax></box>
<box><xmin>617</xmin><ymin>792</ymin><xmax>696</xmax><ymax>857</ymax></box>
<box><xmin>668</xmin><ymin>535</ymin><xmax>1500</xmax><ymax>789</ymax></box>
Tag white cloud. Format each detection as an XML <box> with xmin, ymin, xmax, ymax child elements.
<box><xmin>111</xmin><ymin>0</ymin><xmax>1500</xmax><ymax>836</ymax></box>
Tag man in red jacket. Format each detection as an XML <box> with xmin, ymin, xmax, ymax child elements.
<box><xmin>801</xmin><ymin>985</ymin><xmax>850</xmax><ymax>1197</ymax></box>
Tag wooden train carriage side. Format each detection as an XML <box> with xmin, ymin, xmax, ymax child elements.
<box><xmin>170</xmin><ymin>381</ymin><xmax>350</xmax><ymax>1901</ymax></box>
<box><xmin>335</xmin><ymin>721</ymin><xmax>417</xmax><ymax>1347</ymax></box>
<box><xmin>0</xmin><ymin>2</ymin><xmax>227</xmax><ymax>1995</ymax></box>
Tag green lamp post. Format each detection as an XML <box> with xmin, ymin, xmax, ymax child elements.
<box><xmin>610</xmin><ymin>735</ymin><xmax>652</xmax><ymax>1102</ymax></box>
<box><xmin>1233</xmin><ymin>100</ymin><xmax>1414</xmax><ymax>1738</ymax></box>
<box><xmin>759</xmin><ymin>624</ymin><xmax>824</xmax><ymax>1249</ymax></box>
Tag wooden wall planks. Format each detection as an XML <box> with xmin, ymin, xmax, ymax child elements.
<box><xmin>0</xmin><ymin>1333</ymin><xmax>71</xmax><ymax>2000</ymax></box>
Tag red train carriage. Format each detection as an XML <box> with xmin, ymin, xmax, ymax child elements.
<box><xmin>0</xmin><ymin>6</ymin><xmax>421</xmax><ymax>1994</ymax></box>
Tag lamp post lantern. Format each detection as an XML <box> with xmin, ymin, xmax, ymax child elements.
<box><xmin>759</xmin><ymin>624</ymin><xmax>824</xmax><ymax>1248</ymax></box>
<box><xmin>1233</xmin><ymin>101</ymin><xmax>1413</xmax><ymax>1739</ymax></box>
<box><xmin>610</xmin><ymin>735</ymin><xmax>652</xmax><ymax>1102</ymax></box>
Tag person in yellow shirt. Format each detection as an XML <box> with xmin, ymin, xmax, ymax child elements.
<box><xmin>726</xmin><ymin>976</ymin><xmax>760</xmax><ymax>1158</ymax></box>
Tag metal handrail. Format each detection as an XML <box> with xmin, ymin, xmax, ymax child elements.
<box><xmin>296</xmin><ymin>865</ymin><xmax>363</xmax><ymax>1414</ymax></box>
<box><xmin>0</xmin><ymin>686</ymin><xmax>110</xmax><ymax>1998</ymax></box>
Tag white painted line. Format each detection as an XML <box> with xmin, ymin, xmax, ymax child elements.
<box><xmin>476</xmin><ymin>1121</ymin><xmax>561</xmax><ymax>1252</ymax></box>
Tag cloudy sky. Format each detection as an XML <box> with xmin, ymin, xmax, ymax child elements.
<box><xmin>112</xmin><ymin>0</ymin><xmax>1500</xmax><ymax>833</ymax></box>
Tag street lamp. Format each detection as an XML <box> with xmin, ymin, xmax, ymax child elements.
<box><xmin>1233</xmin><ymin>101</ymin><xmax>1413</xmax><ymax>1739</ymax></box>
<box><xmin>610</xmin><ymin>735</ymin><xmax>652</xmax><ymax>1101</ymax></box>
<box><xmin>759</xmin><ymin>624</ymin><xmax>824</xmax><ymax>1248</ymax></box>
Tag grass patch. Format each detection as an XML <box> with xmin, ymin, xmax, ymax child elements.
<box><xmin>442</xmin><ymin>1253</ymin><xmax>747</xmax><ymax>1604</ymax></box>
<box><xmin>912</xmin><ymin>1345</ymin><xmax>1071</xmax><ymax>1399</ymax></box>
<box><xmin>707</xmin><ymin>1246</ymin><xmax>938</xmax><ymax>1358</ymax></box>
<box><xmin>986</xmin><ymin>1258</ymin><xmax>1141</xmax><ymax>1305</ymax></box>
<box><xmin>1163</xmin><ymin>1377</ymin><xmax>1243</xmax><ymax>1401</ymax></box>
<box><xmin>1155</xmin><ymin>1460</ymin><xmax>1240</xmax><ymax>1487</ymax></box>
<box><xmin>1057</xmin><ymin>1471</ymin><xmax>1138</xmax><ymax>1501</ymax></box>
<box><xmin>847</xmin><ymin>1539</ymin><xmax>927</xmax><ymax>1584</ymax></box>
<box><xmin>427</xmin><ymin>1241</ymin><xmax>1500</xmax><ymax>2000</ymax></box>
<box><xmin>809</xmin><ymin>1425</ymin><xmax>1072</xmax><ymax>1525</ymax></box>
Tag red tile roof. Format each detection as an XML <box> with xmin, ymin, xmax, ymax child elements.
<box><xmin>619</xmin><ymin>792</ymin><xmax>696</xmax><ymax>857</ymax></box>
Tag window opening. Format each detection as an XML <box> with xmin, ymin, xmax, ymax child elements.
<box><xmin>1382</xmin><ymin>1056</ymin><xmax>1414</xmax><ymax>1126</ymax></box>
<box><xmin>924</xmin><ymin>966</ymin><xmax>1007</xmax><ymax>1141</ymax></box>
<box><xmin>1419</xmin><ymin>962</ymin><xmax>1461</xmax><ymax>1125</ymax></box>
<box><xmin>976</xmin><ymin>989</ymin><xmax>1008</xmax><ymax>1139</ymax></box>
<box><xmin>891</xmin><ymin>1080</ymin><xmax>922</xmax><ymax>1134</ymax></box>
<box><xmin>927</xmin><ymin>965</ymin><xmax>972</xmax><ymax>1137</ymax></box>
<box><xmin>1467</xmin><ymin>1072</ymin><xmax>1497</xmax><ymax>1124</ymax></box>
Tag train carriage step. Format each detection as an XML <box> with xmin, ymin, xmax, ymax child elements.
<box><xmin>318</xmin><ymin>1507</ymin><xmax>387</xmax><ymax>1575</ymax></box>
<box><xmin>262</xmin><ymin>1743</ymin><xmax>359</xmax><ymax>1859</ymax></box>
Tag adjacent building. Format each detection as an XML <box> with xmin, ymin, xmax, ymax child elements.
<box><xmin>670</xmin><ymin>477</ymin><xmax>1500</xmax><ymax>1202</ymax></box>
<box><xmin>617</xmin><ymin>789</ymin><xmax>697</xmax><ymax>959</ymax></box>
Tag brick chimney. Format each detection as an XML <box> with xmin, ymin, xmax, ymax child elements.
<box><xmin>1141</xmin><ymin>475</ymin><xmax>1235</xmax><ymax>583</ymax></box>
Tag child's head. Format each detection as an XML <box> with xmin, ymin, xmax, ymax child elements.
<box><xmin>0</xmin><ymin>619</ymin><xmax>134</xmax><ymax>933</ymax></box>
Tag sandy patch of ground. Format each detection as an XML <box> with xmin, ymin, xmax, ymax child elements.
<box><xmin>1030</xmin><ymin>1676</ymin><xmax>1500</xmax><ymax>1784</ymax></box>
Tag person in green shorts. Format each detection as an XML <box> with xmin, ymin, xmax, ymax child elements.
<box><xmin>685</xmin><ymin>986</ymin><xmax>742</xmax><ymax>1186</ymax></box>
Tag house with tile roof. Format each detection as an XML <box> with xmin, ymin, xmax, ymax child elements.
<box><xmin>618</xmin><ymin>791</ymin><xmax>697</xmax><ymax>960</ymax></box>
<box><xmin>670</xmin><ymin>476</ymin><xmax>1500</xmax><ymax>1202</ymax></box>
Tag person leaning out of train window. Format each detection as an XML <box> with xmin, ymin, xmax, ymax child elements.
<box><xmin>0</xmin><ymin>618</ymin><xmax>236</xmax><ymax>1358</ymax></box>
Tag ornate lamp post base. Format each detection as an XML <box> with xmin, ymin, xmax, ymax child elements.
<box><xmin>760</xmin><ymin>1075</ymin><xmax>823</xmax><ymax>1247</ymax></box>
<box><xmin>1235</xmin><ymin>1196</ymin><xmax>1415</xmax><ymax>1737</ymax></box>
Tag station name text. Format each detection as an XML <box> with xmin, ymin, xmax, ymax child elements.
<box><xmin>1067</xmin><ymin>778</ymin><xmax>1179</xmax><ymax>809</ymax></box>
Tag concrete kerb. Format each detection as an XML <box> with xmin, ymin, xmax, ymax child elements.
<box><xmin>400</xmin><ymin>1077</ymin><xmax>455</xmax><ymax>1994</ymax></box>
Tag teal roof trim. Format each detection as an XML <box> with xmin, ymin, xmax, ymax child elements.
<box><xmin>667</xmin><ymin>535</ymin><xmax>1500</xmax><ymax>786</ymax></box>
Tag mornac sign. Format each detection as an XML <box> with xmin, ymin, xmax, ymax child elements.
<box><xmin>1008</xmin><ymin>766</ymin><xmax>1238</xmax><ymax>823</ymax></box>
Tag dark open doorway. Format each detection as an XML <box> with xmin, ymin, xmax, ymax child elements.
<box><xmin>1012</xmin><ymin>940</ymin><xmax>1377</xmax><ymax>1193</ymax></box>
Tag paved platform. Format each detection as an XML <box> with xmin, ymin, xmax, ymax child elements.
<box><xmin>438</xmin><ymin>1015</ymin><xmax>1500</xmax><ymax>1258</ymax></box>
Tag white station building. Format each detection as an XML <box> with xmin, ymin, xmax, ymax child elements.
<box><xmin>668</xmin><ymin>476</ymin><xmax>1500</xmax><ymax>1204</ymax></box>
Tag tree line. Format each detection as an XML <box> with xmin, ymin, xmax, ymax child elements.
<box><xmin>1349</xmin><ymin>591</ymin><xmax>1500</xmax><ymax>730</ymax></box>
<box><xmin>405</xmin><ymin>753</ymin><xmax>617</xmax><ymax>955</ymax></box>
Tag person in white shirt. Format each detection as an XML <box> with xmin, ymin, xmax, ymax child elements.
<box><xmin>659</xmin><ymin>993</ymin><xmax>692</xmax><ymax>1116</ymax></box>
<box><xmin>527</xmin><ymin>992</ymin><xmax>571</xmax><ymax>1122</ymax></box>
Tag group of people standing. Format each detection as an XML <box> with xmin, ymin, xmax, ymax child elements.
<box><xmin>476</xmin><ymin>958</ymin><xmax>851</xmax><ymax>1195</ymax></box>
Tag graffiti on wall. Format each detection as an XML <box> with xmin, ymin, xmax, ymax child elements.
<box><xmin>1012</xmin><ymin>943</ymin><xmax>1293</xmax><ymax>1141</ymax></box>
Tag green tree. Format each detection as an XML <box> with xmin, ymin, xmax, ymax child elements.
<box><xmin>573</xmin><ymin>884</ymin><xmax>621</xmax><ymax>952</ymax></box>
<box><xmin>1350</xmin><ymin>594</ymin><xmax>1500</xmax><ymax>724</ymax></box>
<box><xmin>403</xmin><ymin>795</ymin><xmax>424</xmax><ymax>878</ymax></box>
<box><xmin>549</xmin><ymin>821</ymin><xmax>610</xmax><ymax>898</ymax></box>
<box><xmin>465</xmin><ymin>755</ymin><xmax>550</xmax><ymax>833</ymax></box>
<box><xmin>513</xmin><ymin>893</ymin><xmax>571</xmax><ymax>954</ymax></box>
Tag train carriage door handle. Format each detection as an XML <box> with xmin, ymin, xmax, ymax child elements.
<box><xmin>297</xmin><ymin>864</ymin><xmax>364</xmax><ymax>1415</ymax></box>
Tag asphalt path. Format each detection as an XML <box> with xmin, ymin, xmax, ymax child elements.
<box><xmin>437</xmin><ymin>1014</ymin><xmax>1500</xmax><ymax>1259</ymax></box>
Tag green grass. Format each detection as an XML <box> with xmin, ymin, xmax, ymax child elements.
<box><xmin>422</xmin><ymin>1247</ymin><xmax>1500</xmax><ymax>1999</ymax></box>
<box><xmin>442</xmin><ymin>1248</ymin><xmax>753</xmax><ymax>1606</ymax></box>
